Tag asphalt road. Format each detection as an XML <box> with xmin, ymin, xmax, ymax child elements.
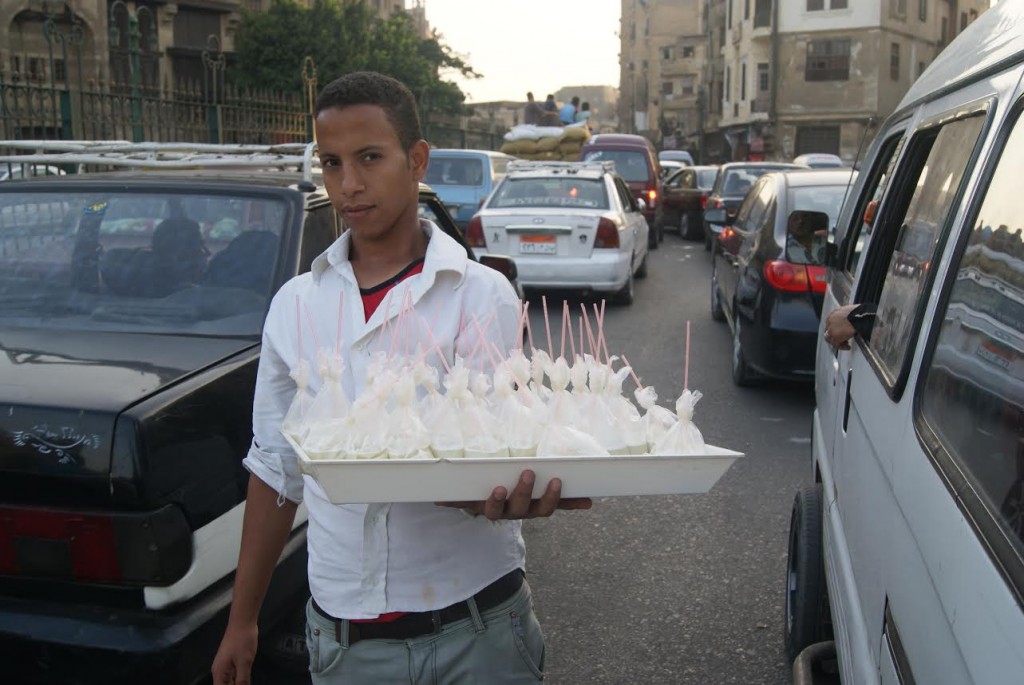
<box><xmin>520</xmin><ymin>232</ymin><xmax>817</xmax><ymax>685</ymax></box>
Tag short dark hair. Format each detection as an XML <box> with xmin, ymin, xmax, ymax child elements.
<box><xmin>571</xmin><ymin>96</ymin><xmax>580</xmax><ymax>105</ymax></box>
<box><xmin>527</xmin><ymin>91</ymin><xmax>534</xmax><ymax>100</ymax></box>
<box><xmin>314</xmin><ymin>71</ymin><xmax>422</xmax><ymax>151</ymax></box>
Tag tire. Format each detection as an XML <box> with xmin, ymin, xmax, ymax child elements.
<box><xmin>731</xmin><ymin>314</ymin><xmax>755</xmax><ymax>386</ymax></box>
<box><xmin>682</xmin><ymin>210</ymin><xmax>701</xmax><ymax>241</ymax></box>
<box><xmin>648</xmin><ymin>220</ymin><xmax>660</xmax><ymax>250</ymax></box>
<box><xmin>710</xmin><ymin>261</ymin><xmax>725</xmax><ymax>322</ymax></box>
<box><xmin>635</xmin><ymin>250</ymin><xmax>649</xmax><ymax>279</ymax></box>
<box><xmin>784</xmin><ymin>484</ymin><xmax>830</xmax><ymax>662</ymax></box>
<box><xmin>613</xmin><ymin>263</ymin><xmax>635</xmax><ymax>305</ymax></box>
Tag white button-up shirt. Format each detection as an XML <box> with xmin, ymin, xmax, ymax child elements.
<box><xmin>243</xmin><ymin>220</ymin><xmax>525</xmax><ymax>619</ymax></box>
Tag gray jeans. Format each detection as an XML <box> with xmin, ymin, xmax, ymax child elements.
<box><xmin>305</xmin><ymin>579</ymin><xmax>546</xmax><ymax>684</ymax></box>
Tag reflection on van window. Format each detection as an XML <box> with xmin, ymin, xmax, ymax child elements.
<box><xmin>921</xmin><ymin>113</ymin><xmax>1024</xmax><ymax>550</ymax></box>
<box><xmin>848</xmin><ymin>135</ymin><xmax>904</xmax><ymax>276</ymax></box>
<box><xmin>581</xmin><ymin>150</ymin><xmax>649</xmax><ymax>183</ymax></box>
<box><xmin>870</xmin><ymin>115</ymin><xmax>986</xmax><ymax>381</ymax></box>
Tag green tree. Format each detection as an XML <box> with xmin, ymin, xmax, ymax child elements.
<box><xmin>229</xmin><ymin>0</ymin><xmax>478</xmax><ymax>116</ymax></box>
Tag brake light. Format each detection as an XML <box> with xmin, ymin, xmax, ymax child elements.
<box><xmin>466</xmin><ymin>216</ymin><xmax>486</xmax><ymax>248</ymax></box>
<box><xmin>594</xmin><ymin>217</ymin><xmax>620</xmax><ymax>248</ymax></box>
<box><xmin>700</xmin><ymin>192</ymin><xmax>709</xmax><ymax>209</ymax></box>
<box><xmin>764</xmin><ymin>261</ymin><xmax>827</xmax><ymax>293</ymax></box>
<box><xmin>712</xmin><ymin>198</ymin><xmax>723</xmax><ymax>208</ymax></box>
<box><xmin>0</xmin><ymin>507</ymin><xmax>120</xmax><ymax>582</ymax></box>
<box><xmin>647</xmin><ymin>188</ymin><xmax>657</xmax><ymax>203</ymax></box>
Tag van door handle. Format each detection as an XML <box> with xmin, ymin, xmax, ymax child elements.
<box><xmin>842</xmin><ymin>369</ymin><xmax>853</xmax><ymax>432</ymax></box>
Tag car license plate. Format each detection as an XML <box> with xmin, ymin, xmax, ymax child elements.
<box><xmin>520</xmin><ymin>235</ymin><xmax>557</xmax><ymax>255</ymax></box>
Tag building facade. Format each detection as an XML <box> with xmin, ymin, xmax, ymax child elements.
<box><xmin>620</xmin><ymin>0</ymin><xmax>989</xmax><ymax>163</ymax></box>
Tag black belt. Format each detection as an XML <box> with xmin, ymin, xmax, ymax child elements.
<box><xmin>311</xmin><ymin>569</ymin><xmax>525</xmax><ymax>644</ymax></box>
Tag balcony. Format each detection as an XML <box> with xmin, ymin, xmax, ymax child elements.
<box><xmin>752</xmin><ymin>94</ymin><xmax>770</xmax><ymax>113</ymax></box>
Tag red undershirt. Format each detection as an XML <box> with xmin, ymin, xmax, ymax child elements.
<box><xmin>351</xmin><ymin>257</ymin><xmax>425</xmax><ymax>623</ymax></box>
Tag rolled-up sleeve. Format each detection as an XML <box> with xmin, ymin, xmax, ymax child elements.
<box><xmin>243</xmin><ymin>282</ymin><xmax>305</xmax><ymax>504</ymax></box>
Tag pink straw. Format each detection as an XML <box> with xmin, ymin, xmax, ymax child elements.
<box><xmin>421</xmin><ymin>319</ymin><xmax>453</xmax><ymax>375</ymax></box>
<box><xmin>471</xmin><ymin>315</ymin><xmax>503</xmax><ymax>370</ymax></box>
<box><xmin>302</xmin><ymin>302</ymin><xmax>321</xmax><ymax>351</ymax></box>
<box><xmin>593</xmin><ymin>302</ymin><xmax>608</xmax><ymax>364</ymax></box>
<box><xmin>684</xmin><ymin>320</ymin><xmax>691</xmax><ymax>391</ymax></box>
<box><xmin>620</xmin><ymin>355</ymin><xmax>644</xmax><ymax>390</ymax></box>
<box><xmin>580</xmin><ymin>304</ymin><xmax>598</xmax><ymax>358</ymax></box>
<box><xmin>578</xmin><ymin>317</ymin><xmax>583</xmax><ymax>360</ymax></box>
<box><xmin>568</xmin><ymin>307</ymin><xmax>577</xmax><ymax>360</ymax></box>
<box><xmin>523</xmin><ymin>301</ymin><xmax>535</xmax><ymax>352</ymax></box>
<box><xmin>542</xmin><ymin>295</ymin><xmax>553</xmax><ymax>358</ymax></box>
<box><xmin>560</xmin><ymin>301</ymin><xmax>568</xmax><ymax>360</ymax></box>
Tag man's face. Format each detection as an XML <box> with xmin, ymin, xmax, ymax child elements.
<box><xmin>315</xmin><ymin>104</ymin><xmax>428</xmax><ymax>243</ymax></box>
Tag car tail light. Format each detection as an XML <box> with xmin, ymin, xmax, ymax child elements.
<box><xmin>478</xmin><ymin>254</ymin><xmax>518</xmax><ymax>282</ymax></box>
<box><xmin>806</xmin><ymin>265</ymin><xmax>827</xmax><ymax>293</ymax></box>
<box><xmin>700</xmin><ymin>192</ymin><xmax>709</xmax><ymax>209</ymax></box>
<box><xmin>0</xmin><ymin>504</ymin><xmax>192</xmax><ymax>586</ymax></box>
<box><xmin>764</xmin><ymin>260</ymin><xmax>828</xmax><ymax>293</ymax></box>
<box><xmin>594</xmin><ymin>217</ymin><xmax>620</xmax><ymax>248</ymax></box>
<box><xmin>712</xmin><ymin>198</ymin><xmax>723</xmax><ymax>208</ymax></box>
<box><xmin>466</xmin><ymin>216</ymin><xmax>486</xmax><ymax>248</ymax></box>
<box><xmin>647</xmin><ymin>188</ymin><xmax>658</xmax><ymax>204</ymax></box>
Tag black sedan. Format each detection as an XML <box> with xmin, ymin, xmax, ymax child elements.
<box><xmin>702</xmin><ymin>162</ymin><xmax>806</xmax><ymax>250</ymax></box>
<box><xmin>661</xmin><ymin>165</ymin><xmax>718</xmax><ymax>240</ymax></box>
<box><xmin>707</xmin><ymin>168</ymin><xmax>856</xmax><ymax>385</ymax></box>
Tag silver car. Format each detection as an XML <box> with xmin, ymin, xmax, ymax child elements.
<box><xmin>465</xmin><ymin>160</ymin><xmax>649</xmax><ymax>305</ymax></box>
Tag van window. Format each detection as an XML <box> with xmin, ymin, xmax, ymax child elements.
<box><xmin>866</xmin><ymin>114</ymin><xmax>986</xmax><ymax>385</ymax></box>
<box><xmin>843</xmin><ymin>133</ymin><xmax>906</xmax><ymax>278</ymax></box>
<box><xmin>582</xmin><ymin>150</ymin><xmax>650</xmax><ymax>183</ymax></box>
<box><xmin>918</xmin><ymin>110</ymin><xmax>1024</xmax><ymax>591</ymax></box>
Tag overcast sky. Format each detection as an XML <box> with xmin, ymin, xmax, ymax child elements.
<box><xmin>424</xmin><ymin>0</ymin><xmax>622</xmax><ymax>103</ymax></box>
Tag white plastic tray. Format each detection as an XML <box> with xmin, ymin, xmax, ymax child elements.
<box><xmin>284</xmin><ymin>434</ymin><xmax>742</xmax><ymax>504</ymax></box>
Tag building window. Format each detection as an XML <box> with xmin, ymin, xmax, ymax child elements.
<box><xmin>681</xmin><ymin>75</ymin><xmax>695</xmax><ymax>96</ymax></box>
<box><xmin>53</xmin><ymin>58</ymin><xmax>66</xmax><ymax>82</ymax></box>
<box><xmin>806</xmin><ymin>39</ymin><xmax>851</xmax><ymax>82</ymax></box>
<box><xmin>661</xmin><ymin>46</ymin><xmax>674</xmax><ymax>60</ymax></box>
<box><xmin>744</xmin><ymin>0</ymin><xmax>750</xmax><ymax>20</ymax></box>
<box><xmin>918</xmin><ymin>0</ymin><xmax>927</xmax><ymax>21</ymax></box>
<box><xmin>890</xmin><ymin>0</ymin><xmax>907</xmax><ymax>19</ymax></box>
<box><xmin>807</xmin><ymin>0</ymin><xmax>824</xmax><ymax>10</ymax></box>
<box><xmin>757</xmin><ymin>62</ymin><xmax>769</xmax><ymax>92</ymax></box>
<box><xmin>682</xmin><ymin>45</ymin><xmax>695</xmax><ymax>58</ymax></box>
<box><xmin>754</xmin><ymin>0</ymin><xmax>772</xmax><ymax>26</ymax></box>
<box><xmin>832</xmin><ymin>0</ymin><xmax>848</xmax><ymax>8</ymax></box>
<box><xmin>960</xmin><ymin>12</ymin><xmax>967</xmax><ymax>31</ymax></box>
<box><xmin>741</xmin><ymin>62</ymin><xmax>747</xmax><ymax>101</ymax></box>
<box><xmin>941</xmin><ymin>16</ymin><xmax>948</xmax><ymax>43</ymax></box>
<box><xmin>662</xmin><ymin>80</ymin><xmax>674</xmax><ymax>96</ymax></box>
<box><xmin>725</xmin><ymin>66</ymin><xmax>731</xmax><ymax>103</ymax></box>
<box><xmin>795</xmin><ymin>126</ymin><xmax>840</xmax><ymax>156</ymax></box>
<box><xmin>890</xmin><ymin>42</ymin><xmax>900</xmax><ymax>81</ymax></box>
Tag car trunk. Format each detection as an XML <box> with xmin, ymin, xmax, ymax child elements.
<box><xmin>481</xmin><ymin>209</ymin><xmax>603</xmax><ymax>260</ymax></box>
<box><xmin>0</xmin><ymin>329</ymin><xmax>255</xmax><ymax>507</ymax></box>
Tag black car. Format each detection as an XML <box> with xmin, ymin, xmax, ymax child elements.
<box><xmin>707</xmin><ymin>168</ymin><xmax>856</xmax><ymax>385</ymax></box>
<box><xmin>0</xmin><ymin>145</ymin><xmax>509</xmax><ymax>684</ymax></box>
<box><xmin>702</xmin><ymin>162</ymin><xmax>806</xmax><ymax>250</ymax></box>
<box><xmin>661</xmin><ymin>165</ymin><xmax>718</xmax><ymax>240</ymax></box>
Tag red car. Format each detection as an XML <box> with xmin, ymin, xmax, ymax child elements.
<box><xmin>661</xmin><ymin>165</ymin><xmax>718</xmax><ymax>240</ymax></box>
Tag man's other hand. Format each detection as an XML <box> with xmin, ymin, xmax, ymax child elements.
<box><xmin>438</xmin><ymin>469</ymin><xmax>593</xmax><ymax>521</ymax></box>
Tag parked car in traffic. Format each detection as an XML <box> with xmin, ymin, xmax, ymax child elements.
<box><xmin>579</xmin><ymin>133</ymin><xmax>664</xmax><ymax>249</ymax></box>
<box><xmin>661</xmin><ymin>165</ymin><xmax>718</xmax><ymax>240</ymax></box>
<box><xmin>707</xmin><ymin>168</ymin><xmax>855</xmax><ymax>385</ymax></box>
<box><xmin>791</xmin><ymin>152</ymin><xmax>845</xmax><ymax>169</ymax></box>
<box><xmin>423</xmin><ymin>148</ymin><xmax>515</xmax><ymax>231</ymax></box>
<box><xmin>785</xmin><ymin>4</ymin><xmax>1024</xmax><ymax>683</ymax></box>
<box><xmin>0</xmin><ymin>141</ymin><xmax>515</xmax><ymax>685</ymax></box>
<box><xmin>702</xmin><ymin>162</ymin><xmax>807</xmax><ymax>251</ymax></box>
<box><xmin>467</xmin><ymin>160</ymin><xmax>649</xmax><ymax>305</ymax></box>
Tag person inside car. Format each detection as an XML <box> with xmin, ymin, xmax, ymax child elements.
<box><xmin>786</xmin><ymin>211</ymin><xmax>828</xmax><ymax>265</ymax></box>
<box><xmin>211</xmin><ymin>71</ymin><xmax>590</xmax><ymax>685</ymax></box>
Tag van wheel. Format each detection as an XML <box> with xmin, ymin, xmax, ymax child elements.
<box><xmin>710</xmin><ymin>261</ymin><xmax>724</xmax><ymax>322</ymax></box>
<box><xmin>784</xmin><ymin>484</ymin><xmax>830</xmax><ymax>662</ymax></box>
<box><xmin>731</xmin><ymin>316</ymin><xmax>755</xmax><ymax>386</ymax></box>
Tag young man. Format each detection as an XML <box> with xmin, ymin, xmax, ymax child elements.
<box><xmin>523</xmin><ymin>91</ymin><xmax>542</xmax><ymax>126</ymax></box>
<box><xmin>211</xmin><ymin>72</ymin><xmax>590</xmax><ymax>685</ymax></box>
<box><xmin>558</xmin><ymin>96</ymin><xmax>579</xmax><ymax>125</ymax></box>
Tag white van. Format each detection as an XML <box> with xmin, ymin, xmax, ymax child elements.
<box><xmin>785</xmin><ymin>3</ymin><xmax>1024</xmax><ymax>684</ymax></box>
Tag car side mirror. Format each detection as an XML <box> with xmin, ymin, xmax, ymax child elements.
<box><xmin>785</xmin><ymin>209</ymin><xmax>830</xmax><ymax>264</ymax></box>
<box><xmin>704</xmin><ymin>207</ymin><xmax>728</xmax><ymax>233</ymax></box>
<box><xmin>636</xmin><ymin>198</ymin><xmax>647</xmax><ymax>212</ymax></box>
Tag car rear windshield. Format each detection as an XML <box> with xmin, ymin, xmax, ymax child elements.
<box><xmin>489</xmin><ymin>177</ymin><xmax>609</xmax><ymax>209</ymax></box>
<box><xmin>581</xmin><ymin>150</ymin><xmax>650</xmax><ymax>183</ymax></box>
<box><xmin>697</xmin><ymin>169</ymin><xmax>718</xmax><ymax>188</ymax></box>
<box><xmin>424</xmin><ymin>157</ymin><xmax>485</xmax><ymax>187</ymax></box>
<box><xmin>720</xmin><ymin>167</ymin><xmax>787</xmax><ymax>196</ymax></box>
<box><xmin>787</xmin><ymin>184</ymin><xmax>850</xmax><ymax>230</ymax></box>
<box><xmin>0</xmin><ymin>190</ymin><xmax>288</xmax><ymax>337</ymax></box>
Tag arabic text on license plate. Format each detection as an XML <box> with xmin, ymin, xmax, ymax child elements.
<box><xmin>520</xmin><ymin>236</ymin><xmax>557</xmax><ymax>255</ymax></box>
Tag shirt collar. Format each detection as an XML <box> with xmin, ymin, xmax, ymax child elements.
<box><xmin>310</xmin><ymin>218</ymin><xmax>469</xmax><ymax>286</ymax></box>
